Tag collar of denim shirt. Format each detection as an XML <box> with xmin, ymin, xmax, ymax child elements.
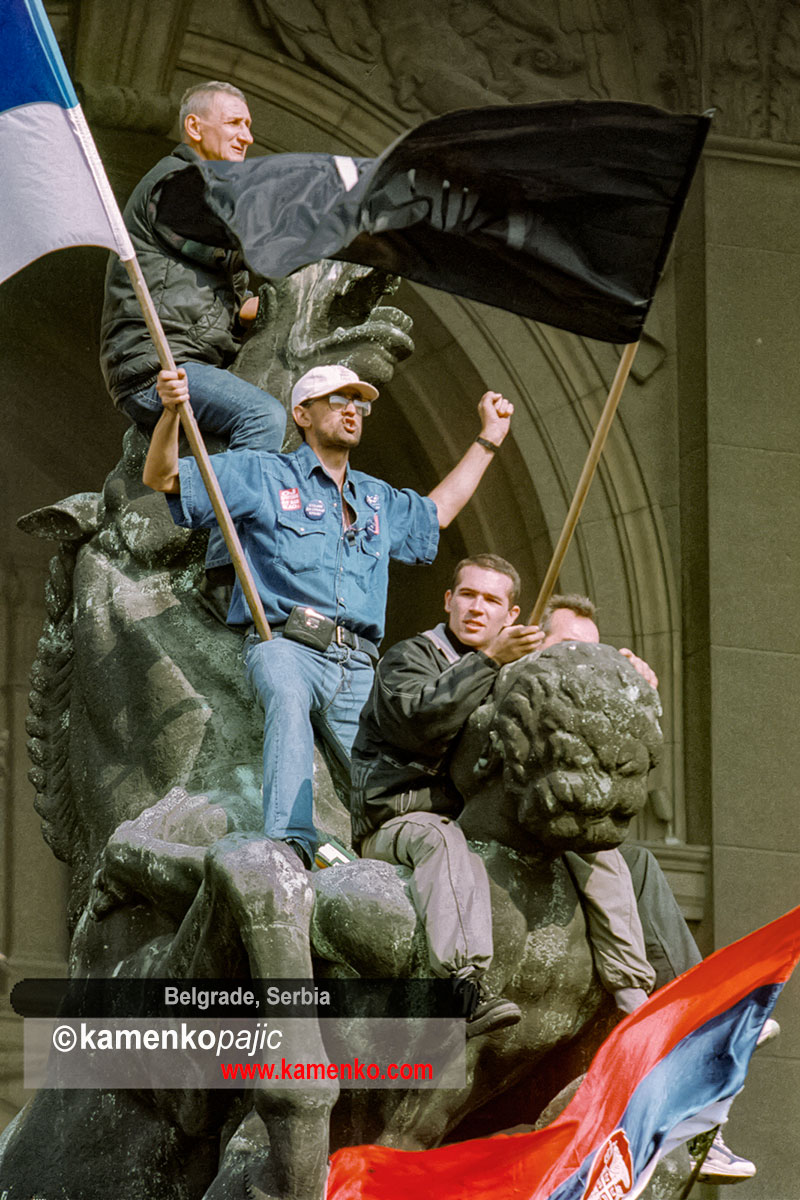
<box><xmin>294</xmin><ymin>439</ymin><xmax>359</xmax><ymax>500</ymax></box>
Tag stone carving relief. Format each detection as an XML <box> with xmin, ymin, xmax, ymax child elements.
<box><xmin>658</xmin><ymin>0</ymin><xmax>800</xmax><ymax>144</ymax></box>
<box><xmin>51</xmin><ymin>0</ymin><xmax>800</xmax><ymax>145</ymax></box>
<box><xmin>69</xmin><ymin>0</ymin><xmax>194</xmax><ymax>134</ymax></box>
<box><xmin>708</xmin><ymin>1</ymin><xmax>767</xmax><ymax>139</ymax></box>
<box><xmin>247</xmin><ymin>0</ymin><xmax>800</xmax><ymax>144</ymax></box>
<box><xmin>249</xmin><ymin>0</ymin><xmax>643</xmax><ymax>115</ymax></box>
<box><xmin>770</xmin><ymin>0</ymin><xmax>800</xmax><ymax>144</ymax></box>
<box><xmin>656</xmin><ymin>0</ymin><xmax>703</xmax><ymax>114</ymax></box>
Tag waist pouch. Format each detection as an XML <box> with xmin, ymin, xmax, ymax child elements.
<box><xmin>283</xmin><ymin>605</ymin><xmax>335</xmax><ymax>652</ymax></box>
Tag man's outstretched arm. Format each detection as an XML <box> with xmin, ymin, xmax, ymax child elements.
<box><xmin>141</xmin><ymin>369</ymin><xmax>189</xmax><ymax>494</ymax></box>
<box><xmin>428</xmin><ymin>391</ymin><xmax>513</xmax><ymax>528</ymax></box>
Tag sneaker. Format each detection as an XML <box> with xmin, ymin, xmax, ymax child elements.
<box><xmin>314</xmin><ymin>837</ymin><xmax>358</xmax><ymax>868</ymax></box>
<box><xmin>697</xmin><ymin>1131</ymin><xmax>756</xmax><ymax>1183</ymax></box>
<box><xmin>756</xmin><ymin>1017</ymin><xmax>780</xmax><ymax>1048</ymax></box>
<box><xmin>452</xmin><ymin>973</ymin><xmax>522</xmax><ymax>1039</ymax></box>
<box><xmin>452</xmin><ymin>973</ymin><xmax>481</xmax><ymax>1018</ymax></box>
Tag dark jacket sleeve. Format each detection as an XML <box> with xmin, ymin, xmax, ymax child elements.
<box><xmin>99</xmin><ymin>146</ymin><xmax>245</xmax><ymax>403</ymax></box>
<box><xmin>367</xmin><ymin>637</ymin><xmax>499</xmax><ymax>759</ymax></box>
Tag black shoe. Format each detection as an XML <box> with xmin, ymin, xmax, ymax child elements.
<box><xmin>466</xmin><ymin>995</ymin><xmax>523</xmax><ymax>1039</ymax></box>
<box><xmin>452</xmin><ymin>973</ymin><xmax>482</xmax><ymax>1018</ymax></box>
<box><xmin>273</xmin><ymin>838</ymin><xmax>313</xmax><ymax>870</ymax></box>
<box><xmin>452</xmin><ymin>973</ymin><xmax>522</xmax><ymax>1039</ymax></box>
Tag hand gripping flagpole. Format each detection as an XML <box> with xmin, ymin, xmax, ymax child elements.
<box><xmin>528</xmin><ymin>341</ymin><xmax>639</xmax><ymax>626</ymax></box>
<box><xmin>122</xmin><ymin>255</ymin><xmax>272</xmax><ymax>641</ymax></box>
<box><xmin>1</xmin><ymin>1</ymin><xmax>268</xmax><ymax>640</ymax></box>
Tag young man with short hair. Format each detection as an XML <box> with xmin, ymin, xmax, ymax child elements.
<box><xmin>541</xmin><ymin>593</ymin><xmax>658</xmax><ymax>689</ymax></box>
<box><xmin>350</xmin><ymin>558</ymin><xmax>666</xmax><ymax>1037</ymax></box>
<box><xmin>537</xmin><ymin>592</ymin><xmax>774</xmax><ymax>1182</ymax></box>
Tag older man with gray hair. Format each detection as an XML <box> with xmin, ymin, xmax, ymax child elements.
<box><xmin>100</xmin><ymin>81</ymin><xmax>286</xmax><ymax>583</ymax></box>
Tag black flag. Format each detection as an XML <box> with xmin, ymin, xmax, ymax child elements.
<box><xmin>155</xmin><ymin>100</ymin><xmax>710</xmax><ymax>344</ymax></box>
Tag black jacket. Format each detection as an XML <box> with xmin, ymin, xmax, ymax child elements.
<box><xmin>348</xmin><ymin>623</ymin><xmax>500</xmax><ymax>845</ymax></box>
<box><xmin>99</xmin><ymin>143</ymin><xmax>249</xmax><ymax>404</ymax></box>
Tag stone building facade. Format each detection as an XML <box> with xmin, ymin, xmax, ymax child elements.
<box><xmin>1</xmin><ymin>1</ymin><xmax>797</xmax><ymax>1194</ymax></box>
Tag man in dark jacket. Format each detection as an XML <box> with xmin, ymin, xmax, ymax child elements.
<box><xmin>350</xmin><ymin>555</ymin><xmax>659</xmax><ymax>1037</ymax></box>
<box><xmin>353</xmin><ymin>574</ymin><xmax>775</xmax><ymax>1177</ymax></box>
<box><xmin>100</xmin><ymin>80</ymin><xmax>286</xmax><ymax>573</ymax></box>
<box><xmin>350</xmin><ymin>554</ymin><xmax>542</xmax><ymax>1036</ymax></box>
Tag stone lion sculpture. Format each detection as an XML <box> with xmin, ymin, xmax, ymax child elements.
<box><xmin>3</xmin><ymin>633</ymin><xmax>663</xmax><ymax>1200</ymax></box>
<box><xmin>1</xmin><ymin>261</ymin><xmax>680</xmax><ymax>1199</ymax></box>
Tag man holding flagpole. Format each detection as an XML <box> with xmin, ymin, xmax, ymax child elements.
<box><xmin>99</xmin><ymin>81</ymin><xmax>287</xmax><ymax>586</ymax></box>
<box><xmin>350</xmin><ymin>574</ymin><xmax>772</xmax><ymax>1177</ymax></box>
<box><xmin>143</xmin><ymin>362</ymin><xmax>514</xmax><ymax>872</ymax></box>
<box><xmin>2</xmin><ymin>0</ymin><xmax>711</xmax><ymax>647</ymax></box>
<box><xmin>350</xmin><ymin>556</ymin><xmax>661</xmax><ymax>1038</ymax></box>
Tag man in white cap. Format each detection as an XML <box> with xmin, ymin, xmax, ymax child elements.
<box><xmin>143</xmin><ymin>362</ymin><xmax>513</xmax><ymax>869</ymax></box>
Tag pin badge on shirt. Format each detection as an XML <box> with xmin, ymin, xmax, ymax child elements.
<box><xmin>280</xmin><ymin>488</ymin><xmax>302</xmax><ymax>511</ymax></box>
<box><xmin>304</xmin><ymin>500</ymin><xmax>326</xmax><ymax>520</ymax></box>
<box><xmin>366</xmin><ymin>514</ymin><xmax>381</xmax><ymax>536</ymax></box>
<box><xmin>365</xmin><ymin>494</ymin><xmax>381</xmax><ymax>510</ymax></box>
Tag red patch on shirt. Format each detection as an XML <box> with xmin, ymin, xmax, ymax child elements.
<box><xmin>279</xmin><ymin>488</ymin><xmax>301</xmax><ymax>511</ymax></box>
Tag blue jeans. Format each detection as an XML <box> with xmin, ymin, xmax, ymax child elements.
<box><xmin>243</xmin><ymin>635</ymin><xmax>375</xmax><ymax>861</ymax></box>
<box><xmin>119</xmin><ymin>361</ymin><xmax>286</xmax><ymax>567</ymax></box>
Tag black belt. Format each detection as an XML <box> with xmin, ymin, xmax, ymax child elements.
<box><xmin>328</xmin><ymin>624</ymin><xmax>379</xmax><ymax>659</ymax></box>
<box><xmin>238</xmin><ymin>622</ymin><xmax>378</xmax><ymax>661</ymax></box>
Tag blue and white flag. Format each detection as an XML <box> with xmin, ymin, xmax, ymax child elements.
<box><xmin>0</xmin><ymin>0</ymin><xmax>133</xmax><ymax>284</ymax></box>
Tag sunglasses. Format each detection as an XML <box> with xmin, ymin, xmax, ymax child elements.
<box><xmin>303</xmin><ymin>392</ymin><xmax>372</xmax><ymax>416</ymax></box>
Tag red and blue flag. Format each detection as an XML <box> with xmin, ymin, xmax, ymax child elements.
<box><xmin>327</xmin><ymin>905</ymin><xmax>800</xmax><ymax>1199</ymax></box>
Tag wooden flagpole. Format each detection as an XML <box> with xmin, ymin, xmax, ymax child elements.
<box><xmin>677</xmin><ymin>1126</ymin><xmax>718</xmax><ymax>1198</ymax></box>
<box><xmin>528</xmin><ymin>341</ymin><xmax>639</xmax><ymax>626</ymax></box>
<box><xmin>124</xmin><ymin>257</ymin><xmax>272</xmax><ymax>641</ymax></box>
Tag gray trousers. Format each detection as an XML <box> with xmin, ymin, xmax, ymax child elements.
<box><xmin>361</xmin><ymin>813</ymin><xmax>492</xmax><ymax>979</ymax></box>
<box><xmin>620</xmin><ymin>844</ymin><xmax>703</xmax><ymax>987</ymax></box>
<box><xmin>565</xmin><ymin>849</ymin><xmax>656</xmax><ymax>998</ymax></box>
<box><xmin>361</xmin><ymin>812</ymin><xmax>656</xmax><ymax>994</ymax></box>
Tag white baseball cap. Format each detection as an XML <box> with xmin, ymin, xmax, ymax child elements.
<box><xmin>291</xmin><ymin>365</ymin><xmax>379</xmax><ymax>408</ymax></box>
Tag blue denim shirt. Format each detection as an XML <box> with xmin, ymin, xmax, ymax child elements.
<box><xmin>167</xmin><ymin>441</ymin><xmax>439</xmax><ymax>642</ymax></box>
